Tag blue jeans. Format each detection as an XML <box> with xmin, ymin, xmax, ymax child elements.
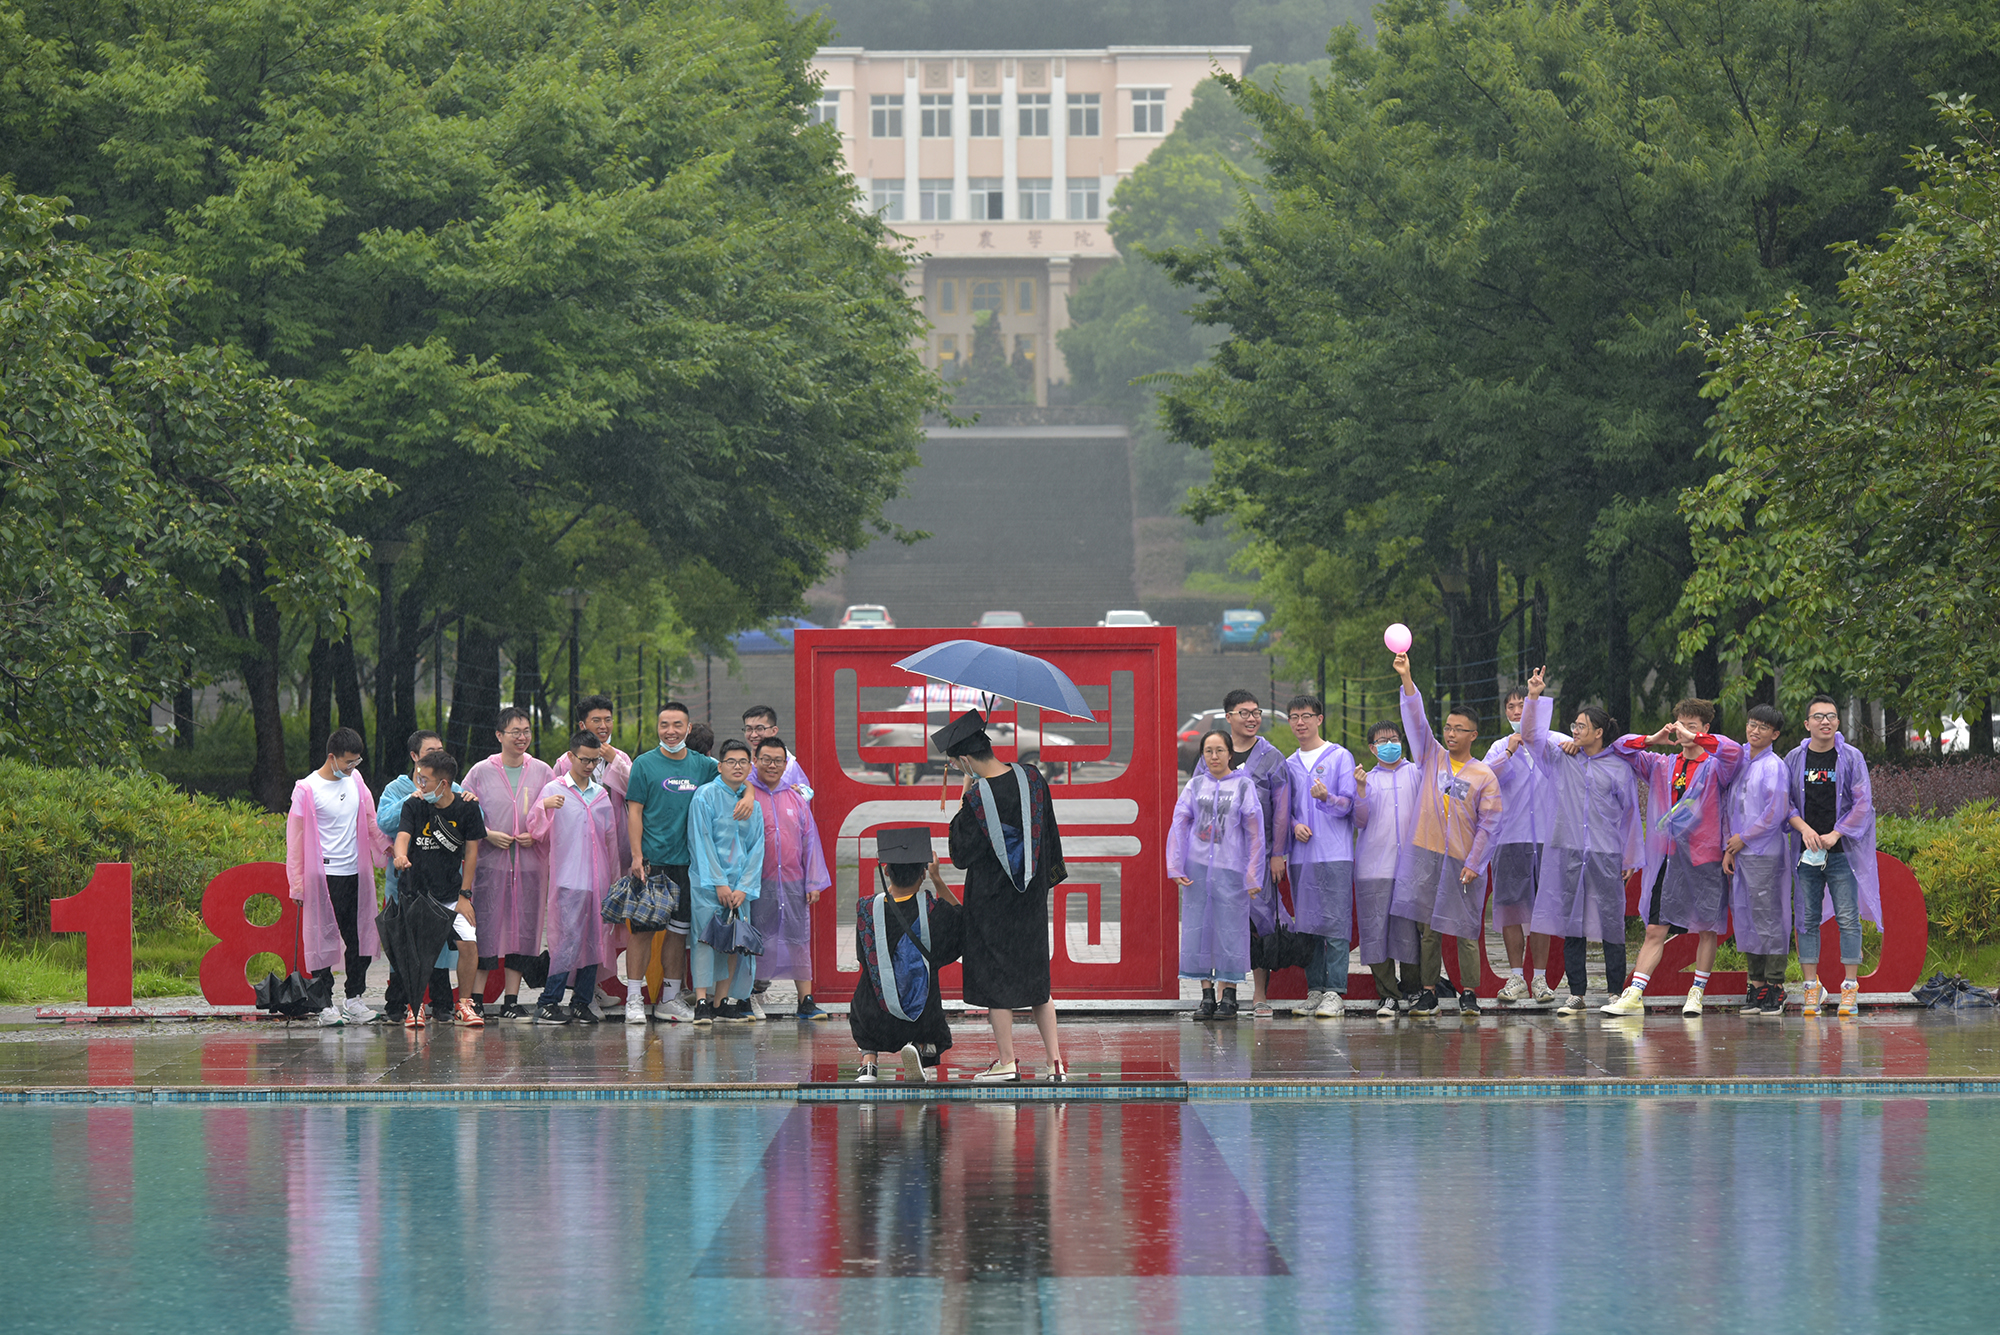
<box><xmin>1306</xmin><ymin>936</ymin><xmax>1351</xmax><ymax>993</ymax></box>
<box><xmin>538</xmin><ymin>964</ymin><xmax>597</xmax><ymax>1008</ymax></box>
<box><xmin>1795</xmin><ymin>848</ymin><xmax>1862</xmax><ymax>966</ymax></box>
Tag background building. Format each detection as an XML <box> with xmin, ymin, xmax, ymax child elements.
<box><xmin>810</xmin><ymin>46</ymin><xmax>1250</xmax><ymax>405</ymax></box>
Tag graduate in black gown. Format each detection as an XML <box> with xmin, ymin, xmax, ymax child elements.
<box><xmin>934</xmin><ymin>710</ymin><xmax>1070</xmax><ymax>1083</ymax></box>
<box><xmin>849</xmin><ymin>826</ymin><xmax>964</xmax><ymax>1083</ymax></box>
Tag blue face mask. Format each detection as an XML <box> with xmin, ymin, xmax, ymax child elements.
<box><xmin>420</xmin><ymin>787</ymin><xmax>443</xmax><ymax>804</ymax></box>
<box><xmin>1509</xmin><ymin>718</ymin><xmax>1523</xmax><ymax>733</ymax></box>
<box><xmin>1375</xmin><ymin>742</ymin><xmax>1402</xmax><ymax>764</ymax></box>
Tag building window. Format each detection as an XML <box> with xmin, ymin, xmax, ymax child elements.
<box><xmin>967</xmin><ymin>94</ymin><xmax>1001</xmax><ymax>138</ymax></box>
<box><xmin>920</xmin><ymin>94</ymin><xmax>951</xmax><ymax>138</ymax></box>
<box><xmin>969</xmin><ymin>177</ymin><xmax>1004</xmax><ymax>221</ymax></box>
<box><xmin>1132</xmin><ymin>88</ymin><xmax>1166</xmax><ymax>135</ymax></box>
<box><xmin>919</xmin><ymin>179</ymin><xmax>953</xmax><ymax>221</ymax></box>
<box><xmin>936</xmin><ymin>279</ymin><xmax>957</xmax><ymax>314</ymax></box>
<box><xmin>1013</xmin><ymin>334</ymin><xmax>1037</xmax><ymax>365</ymax></box>
<box><xmin>807</xmin><ymin>92</ymin><xmax>839</xmax><ymax>130</ymax></box>
<box><xmin>1068</xmin><ymin>177</ymin><xmax>1100</xmax><ymax>221</ymax></box>
<box><xmin>871</xmin><ymin>179</ymin><xmax>904</xmax><ymax>221</ymax></box>
<box><xmin>971</xmin><ymin>280</ymin><xmax>1004</xmax><ymax>313</ymax></box>
<box><xmin>1068</xmin><ymin>92</ymin><xmax>1100</xmax><ymax>137</ymax></box>
<box><xmin>1018</xmin><ymin>93</ymin><xmax>1050</xmax><ymax>137</ymax></box>
<box><xmin>1018</xmin><ymin>178</ymin><xmax>1051</xmax><ymax>221</ymax></box>
<box><xmin>1016</xmin><ymin>280</ymin><xmax>1036</xmax><ymax>314</ymax></box>
<box><xmin>870</xmin><ymin>94</ymin><xmax>903</xmax><ymax>138</ymax></box>
<box><xmin>938</xmin><ymin>334</ymin><xmax>959</xmax><ymax>375</ymax></box>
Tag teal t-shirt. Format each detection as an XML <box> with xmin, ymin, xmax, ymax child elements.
<box><xmin>627</xmin><ymin>746</ymin><xmax>720</xmax><ymax>866</ymax></box>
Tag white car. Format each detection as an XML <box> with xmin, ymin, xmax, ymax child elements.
<box><xmin>1098</xmin><ymin>609</ymin><xmax>1157</xmax><ymax>627</ymax></box>
<box><xmin>838</xmin><ymin>603</ymin><xmax>895</xmax><ymax>630</ymax></box>
<box><xmin>861</xmin><ymin>683</ymin><xmax>1078</xmax><ymax>778</ymax></box>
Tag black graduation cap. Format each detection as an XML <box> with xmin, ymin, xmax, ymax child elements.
<box><xmin>875</xmin><ymin>826</ymin><xmax>934</xmax><ymax>864</ymax></box>
<box><xmin>930</xmin><ymin>709</ymin><xmax>990</xmax><ymax>758</ymax></box>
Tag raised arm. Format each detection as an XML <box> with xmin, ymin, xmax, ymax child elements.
<box><xmin>1399</xmin><ymin>682</ymin><xmax>1438</xmax><ymax>768</ymax></box>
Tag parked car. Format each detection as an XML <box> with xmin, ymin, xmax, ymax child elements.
<box><xmin>838</xmin><ymin>603</ymin><xmax>895</xmax><ymax>630</ymax></box>
<box><xmin>1176</xmin><ymin>709</ymin><xmax>1229</xmax><ymax>774</ymax></box>
<box><xmin>728</xmin><ymin>617</ymin><xmax>819</xmax><ymax>654</ymax></box>
<box><xmin>1097</xmin><ymin>609</ymin><xmax>1157</xmax><ymax>627</ymax></box>
<box><xmin>863</xmin><ymin>683</ymin><xmax>1078</xmax><ymax>779</ymax></box>
<box><xmin>1216</xmin><ymin>608</ymin><xmax>1269</xmax><ymax>651</ymax></box>
<box><xmin>974</xmin><ymin>610</ymin><xmax>1031</xmax><ymax>627</ymax></box>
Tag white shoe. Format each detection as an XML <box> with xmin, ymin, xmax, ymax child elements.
<box><xmin>1531</xmin><ymin>979</ymin><xmax>1559</xmax><ymax>1005</ymax></box>
<box><xmin>899</xmin><ymin>1043</ymin><xmax>932</xmax><ymax>1082</ymax></box>
<box><xmin>1600</xmin><ymin>986</ymin><xmax>1646</xmax><ymax>1016</ymax></box>
<box><xmin>1682</xmin><ymin>986</ymin><xmax>1705</xmax><ymax>1017</ymax></box>
<box><xmin>749</xmin><ymin>993</ymin><xmax>767</xmax><ymax>1022</ymax></box>
<box><xmin>340</xmin><ymin>996</ymin><xmax>376</xmax><ymax>1025</ymax></box>
<box><xmin>1496</xmin><ymin>975</ymin><xmax>1530</xmax><ymax>1003</ymax></box>
<box><xmin>1555</xmin><ymin>992</ymin><xmax>1590</xmax><ymax>1016</ymax></box>
<box><xmin>317</xmin><ymin>1005</ymin><xmax>344</xmax><ymax>1027</ymax></box>
<box><xmin>655</xmin><ymin>997</ymin><xmax>697</xmax><ymax>1024</ymax></box>
<box><xmin>1314</xmin><ymin>991</ymin><xmax>1344</xmax><ymax>1018</ymax></box>
<box><xmin>1294</xmin><ymin>990</ymin><xmax>1323</xmax><ymax>1017</ymax></box>
<box><xmin>625</xmin><ymin>990</ymin><xmax>648</xmax><ymax>1024</ymax></box>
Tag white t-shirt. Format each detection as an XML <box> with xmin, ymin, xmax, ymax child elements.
<box><xmin>1295</xmin><ymin>741</ymin><xmax>1331</xmax><ymax>769</ymax></box>
<box><xmin>306</xmin><ymin>770</ymin><xmax>360</xmax><ymax>875</ymax></box>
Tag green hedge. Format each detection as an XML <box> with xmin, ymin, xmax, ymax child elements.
<box><xmin>0</xmin><ymin>758</ymin><xmax>284</xmax><ymax>940</ymax></box>
<box><xmin>1890</xmin><ymin>802</ymin><xmax>2000</xmax><ymax>946</ymax></box>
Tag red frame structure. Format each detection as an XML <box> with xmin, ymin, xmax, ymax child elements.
<box><xmin>794</xmin><ymin>626</ymin><xmax>1180</xmax><ymax>1002</ymax></box>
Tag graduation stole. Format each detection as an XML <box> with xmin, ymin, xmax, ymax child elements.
<box><xmin>868</xmin><ymin>890</ymin><xmax>934</xmax><ymax>1023</ymax></box>
<box><xmin>966</xmin><ymin>764</ymin><xmax>1036</xmax><ymax>892</ymax></box>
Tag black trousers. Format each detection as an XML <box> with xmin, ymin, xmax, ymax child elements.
<box><xmin>309</xmin><ymin>873</ymin><xmax>370</xmax><ymax>999</ymax></box>
<box><xmin>1562</xmin><ymin>936</ymin><xmax>1628</xmax><ymax>997</ymax></box>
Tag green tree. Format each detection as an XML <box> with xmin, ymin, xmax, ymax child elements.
<box><xmin>1680</xmin><ymin>100</ymin><xmax>2000</xmax><ymax>732</ymax></box>
<box><xmin>957</xmin><ymin>309</ymin><xmax>1035</xmax><ymax>405</ymax></box>
<box><xmin>0</xmin><ymin>0</ymin><xmax>940</xmax><ymax>791</ymax></box>
<box><xmin>0</xmin><ymin>185</ymin><xmax>381</xmax><ymax>781</ymax></box>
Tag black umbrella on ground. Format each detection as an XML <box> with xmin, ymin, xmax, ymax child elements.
<box><xmin>375</xmin><ymin>892</ymin><xmax>459</xmax><ymax>1006</ymax></box>
<box><xmin>253</xmin><ymin>969</ymin><xmax>332</xmax><ymax>1018</ymax></box>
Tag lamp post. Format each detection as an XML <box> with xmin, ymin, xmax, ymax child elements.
<box><xmin>372</xmin><ymin>533</ymin><xmax>411</xmax><ymax>777</ymax></box>
<box><xmin>562</xmin><ymin>587</ymin><xmax>589</xmax><ymax>728</ymax></box>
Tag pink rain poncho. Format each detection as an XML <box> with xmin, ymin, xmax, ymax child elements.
<box><xmin>1783</xmin><ymin>734</ymin><xmax>1880</xmax><ymax>929</ymax></box>
<box><xmin>1166</xmin><ymin>769</ymin><xmax>1265</xmax><ymax>980</ymax></box>
<box><xmin>1726</xmin><ymin>745</ymin><xmax>1794</xmax><ymax>954</ymax></box>
<box><xmin>749</xmin><ymin>767</ymin><xmax>831</xmax><ymax>981</ymax></box>
<box><xmin>527</xmin><ymin>773</ymin><xmax>621</xmax><ymax>977</ymax></box>
<box><xmin>1283</xmin><ymin>742</ymin><xmax>1357</xmax><ymax>939</ymax></box>
<box><xmin>1354</xmin><ymin>758</ymin><xmax>1422</xmax><ymax>965</ymax></box>
<box><xmin>1614</xmin><ymin>731</ymin><xmax>1743</xmax><ymax>934</ymax></box>
<box><xmin>1388</xmin><ymin>688</ymin><xmax>1503</xmax><ymax>940</ymax></box>
<box><xmin>461</xmin><ymin>753</ymin><xmax>555</xmax><ymax>959</ymax></box>
<box><xmin>554</xmin><ymin>744</ymin><xmax>632</xmax><ymax>865</ymax></box>
<box><xmin>1521</xmin><ymin>707</ymin><xmax>1643</xmax><ymax>943</ymax></box>
<box><xmin>285</xmin><ymin>771</ymin><xmax>388</xmax><ymax>974</ymax></box>
<box><xmin>1231</xmin><ymin>737</ymin><xmax>1292</xmax><ymax>935</ymax></box>
<box><xmin>1482</xmin><ymin>696</ymin><xmax>1554</xmax><ymax>930</ymax></box>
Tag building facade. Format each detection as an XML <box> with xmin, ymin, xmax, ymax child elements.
<box><xmin>810</xmin><ymin>47</ymin><xmax>1250</xmax><ymax>405</ymax></box>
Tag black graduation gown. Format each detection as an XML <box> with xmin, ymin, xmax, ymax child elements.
<box><xmin>948</xmin><ymin>763</ymin><xmax>1067</xmax><ymax>1009</ymax></box>
<box><xmin>849</xmin><ymin>889</ymin><xmax>963</xmax><ymax>1059</ymax></box>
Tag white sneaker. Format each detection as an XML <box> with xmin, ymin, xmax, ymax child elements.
<box><xmin>1531</xmin><ymin>979</ymin><xmax>1559</xmax><ymax>1005</ymax></box>
<box><xmin>899</xmin><ymin>1043</ymin><xmax>931</xmax><ymax>1082</ymax></box>
<box><xmin>1496</xmin><ymin>975</ymin><xmax>1530</xmax><ymax>1003</ymax></box>
<box><xmin>1292</xmin><ymin>990</ymin><xmax>1321</xmax><ymax>1017</ymax></box>
<box><xmin>1314</xmin><ymin>991</ymin><xmax>1344</xmax><ymax>1018</ymax></box>
<box><xmin>749</xmin><ymin>993</ymin><xmax>767</xmax><ymax>1022</ymax></box>
<box><xmin>340</xmin><ymin>996</ymin><xmax>377</xmax><ymax>1025</ymax></box>
<box><xmin>624</xmin><ymin>990</ymin><xmax>648</xmax><ymax>1024</ymax></box>
<box><xmin>1600</xmin><ymin>986</ymin><xmax>1646</xmax><ymax>1016</ymax></box>
<box><xmin>655</xmin><ymin>996</ymin><xmax>697</xmax><ymax>1024</ymax></box>
<box><xmin>317</xmin><ymin>1005</ymin><xmax>344</xmax><ymax>1027</ymax></box>
<box><xmin>1682</xmin><ymin>986</ymin><xmax>1705</xmax><ymax>1017</ymax></box>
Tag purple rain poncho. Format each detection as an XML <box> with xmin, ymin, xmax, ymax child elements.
<box><xmin>1166</xmin><ymin>768</ymin><xmax>1265</xmax><ymax>980</ymax></box>
<box><xmin>1284</xmin><ymin>742</ymin><xmax>1357</xmax><ymax>939</ymax></box>
<box><xmin>1354</xmin><ymin>759</ymin><xmax>1423</xmax><ymax>965</ymax></box>
<box><xmin>1520</xmin><ymin>707</ymin><xmax>1642</xmax><ymax>944</ymax></box>
<box><xmin>461</xmin><ymin>754</ymin><xmax>555</xmax><ymax>960</ymax></box>
<box><xmin>528</xmin><ymin>774</ymin><xmax>621</xmax><ymax>977</ymax></box>
<box><xmin>1614</xmin><ymin>732</ymin><xmax>1743</xmax><ymax>935</ymax></box>
<box><xmin>1231</xmin><ymin>737</ymin><xmax>1292</xmax><ymax>935</ymax></box>
<box><xmin>748</xmin><ymin>768</ymin><xmax>831</xmax><ymax>981</ymax></box>
<box><xmin>1783</xmin><ymin>734</ymin><xmax>1881</xmax><ymax>929</ymax></box>
<box><xmin>1482</xmin><ymin>696</ymin><xmax>1555</xmax><ymax>930</ymax></box>
<box><xmin>1388</xmin><ymin>688</ymin><xmax>1503</xmax><ymax>941</ymax></box>
<box><xmin>1726</xmin><ymin>744</ymin><xmax>1794</xmax><ymax>955</ymax></box>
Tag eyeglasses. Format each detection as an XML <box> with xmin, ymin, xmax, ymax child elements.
<box><xmin>1808</xmin><ymin>713</ymin><xmax>1839</xmax><ymax>722</ymax></box>
<box><xmin>1286</xmin><ymin>713</ymin><xmax>1322</xmax><ymax>722</ymax></box>
<box><xmin>500</xmin><ymin>729</ymin><xmax>531</xmax><ymax>738</ymax></box>
<box><xmin>1229</xmin><ymin>708</ymin><xmax>1263</xmax><ymax>719</ymax></box>
<box><xmin>1441</xmin><ymin>724</ymin><xmax>1477</xmax><ymax>735</ymax></box>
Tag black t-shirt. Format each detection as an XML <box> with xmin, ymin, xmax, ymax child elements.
<box><xmin>398</xmin><ymin>796</ymin><xmax>488</xmax><ymax>901</ymax></box>
<box><xmin>1801</xmin><ymin>748</ymin><xmax>1839</xmax><ymax>835</ymax></box>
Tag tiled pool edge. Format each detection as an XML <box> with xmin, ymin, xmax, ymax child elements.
<box><xmin>6</xmin><ymin>1077</ymin><xmax>1999</xmax><ymax>1104</ymax></box>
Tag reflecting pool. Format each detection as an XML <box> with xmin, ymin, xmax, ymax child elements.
<box><xmin>5</xmin><ymin>1097</ymin><xmax>1996</xmax><ymax>1332</ymax></box>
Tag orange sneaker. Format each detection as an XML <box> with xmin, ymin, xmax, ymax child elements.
<box><xmin>410</xmin><ymin>1004</ymin><xmax>427</xmax><ymax>1029</ymax></box>
<box><xmin>454</xmin><ymin>997</ymin><xmax>485</xmax><ymax>1028</ymax></box>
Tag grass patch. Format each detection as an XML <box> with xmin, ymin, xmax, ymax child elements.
<box><xmin>0</xmin><ymin>922</ymin><xmax>233</xmax><ymax>1005</ymax></box>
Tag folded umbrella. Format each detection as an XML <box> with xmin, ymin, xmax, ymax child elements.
<box><xmin>253</xmin><ymin>969</ymin><xmax>332</xmax><ymax>1018</ymax></box>
<box><xmin>375</xmin><ymin>892</ymin><xmax>459</xmax><ymax>1003</ymax></box>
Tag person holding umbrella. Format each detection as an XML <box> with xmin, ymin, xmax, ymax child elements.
<box><xmin>389</xmin><ymin>751</ymin><xmax>486</xmax><ymax>1027</ymax></box>
<box><xmin>935</xmin><ymin>710</ymin><xmax>1070</xmax><ymax>1082</ymax></box>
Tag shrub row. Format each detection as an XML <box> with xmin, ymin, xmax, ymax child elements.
<box><xmin>1870</xmin><ymin>756</ymin><xmax>2000</xmax><ymax>819</ymax></box>
<box><xmin>0</xmin><ymin>759</ymin><xmax>283</xmax><ymax>939</ymax></box>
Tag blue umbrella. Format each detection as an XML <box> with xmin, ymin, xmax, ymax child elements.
<box><xmin>891</xmin><ymin>640</ymin><xmax>1094</xmax><ymax>720</ymax></box>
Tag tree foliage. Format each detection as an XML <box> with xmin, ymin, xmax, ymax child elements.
<box><xmin>1680</xmin><ymin>100</ymin><xmax>2000</xmax><ymax>723</ymax></box>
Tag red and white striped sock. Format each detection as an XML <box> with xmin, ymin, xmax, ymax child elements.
<box><xmin>1630</xmin><ymin>971</ymin><xmax>1651</xmax><ymax>992</ymax></box>
<box><xmin>1693</xmin><ymin>970</ymin><xmax>1711</xmax><ymax>991</ymax></box>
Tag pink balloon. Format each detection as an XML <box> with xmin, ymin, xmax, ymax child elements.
<box><xmin>1383</xmin><ymin>623</ymin><xmax>1413</xmax><ymax>654</ymax></box>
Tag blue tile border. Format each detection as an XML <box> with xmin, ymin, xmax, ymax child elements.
<box><xmin>5</xmin><ymin>1077</ymin><xmax>1999</xmax><ymax>1105</ymax></box>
